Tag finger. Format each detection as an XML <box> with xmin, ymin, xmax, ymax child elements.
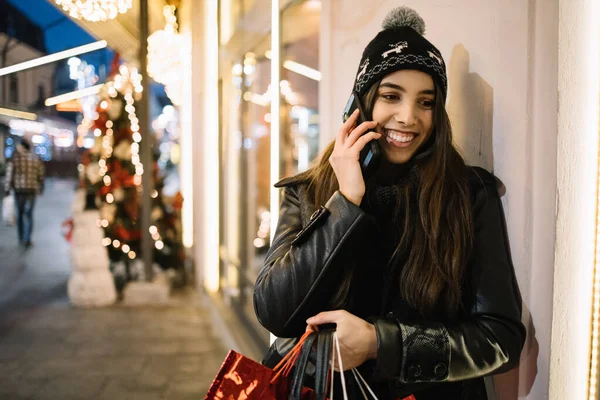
<box><xmin>336</xmin><ymin>109</ymin><xmax>360</xmax><ymax>145</ymax></box>
<box><xmin>351</xmin><ymin>131</ymin><xmax>382</xmax><ymax>152</ymax></box>
<box><xmin>345</xmin><ymin>121</ymin><xmax>378</xmax><ymax>148</ymax></box>
<box><xmin>306</xmin><ymin>310</ymin><xmax>345</xmax><ymax>325</ymax></box>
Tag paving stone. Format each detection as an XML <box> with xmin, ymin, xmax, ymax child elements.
<box><xmin>123</xmin><ymin>279</ymin><xmax>171</xmax><ymax>306</ymax></box>
<box><xmin>123</xmin><ymin>392</ymin><xmax>166</xmax><ymax>400</ymax></box>
<box><xmin>0</xmin><ymin>328</ymin><xmax>65</xmax><ymax>346</ymax></box>
<box><xmin>0</xmin><ymin>375</ymin><xmax>47</xmax><ymax>399</ymax></box>
<box><xmin>164</xmin><ymin>373</ymin><xmax>207</xmax><ymax>396</ymax></box>
<box><xmin>105</xmin><ymin>327</ymin><xmax>166</xmax><ymax>340</ymax></box>
<box><xmin>146</xmin><ymin>356</ymin><xmax>217</xmax><ymax>384</ymax></box>
<box><xmin>28</xmin><ymin>356</ymin><xmax>147</xmax><ymax>378</ymax></box>
<box><xmin>96</xmin><ymin>379</ymin><xmax>166</xmax><ymax>400</ymax></box>
<box><xmin>30</xmin><ymin>376</ymin><xmax>107</xmax><ymax>400</ymax></box>
<box><xmin>74</xmin><ymin>338</ymin><xmax>182</xmax><ymax>357</ymax></box>
<box><xmin>0</xmin><ymin>378</ymin><xmax>45</xmax><ymax>400</ymax></box>
<box><xmin>104</xmin><ymin>374</ymin><xmax>168</xmax><ymax>392</ymax></box>
<box><xmin>24</xmin><ymin>343</ymin><xmax>78</xmax><ymax>360</ymax></box>
<box><xmin>164</xmin><ymin>393</ymin><xmax>202</xmax><ymax>400</ymax></box>
<box><xmin>179</xmin><ymin>338</ymin><xmax>217</xmax><ymax>354</ymax></box>
<box><xmin>161</xmin><ymin>324</ymin><xmax>211</xmax><ymax>339</ymax></box>
<box><xmin>136</xmin><ymin>368</ymin><xmax>170</xmax><ymax>390</ymax></box>
<box><xmin>143</xmin><ymin>355</ymin><xmax>202</xmax><ymax>377</ymax></box>
<box><xmin>0</xmin><ymin>359</ymin><xmax>30</xmax><ymax>380</ymax></box>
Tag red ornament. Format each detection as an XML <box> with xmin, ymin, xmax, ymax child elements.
<box><xmin>98</xmin><ymin>185</ymin><xmax>111</xmax><ymax>197</ymax></box>
<box><xmin>81</xmin><ymin>151</ymin><xmax>91</xmax><ymax>166</ymax></box>
<box><xmin>172</xmin><ymin>192</ymin><xmax>183</xmax><ymax>210</ymax></box>
<box><xmin>108</xmin><ymin>53</ymin><xmax>122</xmax><ymax>79</ymax></box>
<box><xmin>114</xmin><ymin>224</ymin><xmax>141</xmax><ymax>242</ymax></box>
<box><xmin>62</xmin><ymin>218</ymin><xmax>74</xmax><ymax>242</ymax></box>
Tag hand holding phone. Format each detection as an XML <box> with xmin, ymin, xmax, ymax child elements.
<box><xmin>329</xmin><ymin>95</ymin><xmax>381</xmax><ymax>206</ymax></box>
<box><xmin>342</xmin><ymin>91</ymin><xmax>381</xmax><ymax>179</ymax></box>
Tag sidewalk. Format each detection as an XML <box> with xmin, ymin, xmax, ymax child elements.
<box><xmin>0</xmin><ymin>179</ymin><xmax>229</xmax><ymax>400</ymax></box>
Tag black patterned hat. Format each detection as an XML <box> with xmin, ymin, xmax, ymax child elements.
<box><xmin>352</xmin><ymin>7</ymin><xmax>447</xmax><ymax>101</ymax></box>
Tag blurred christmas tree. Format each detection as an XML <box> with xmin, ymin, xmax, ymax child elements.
<box><xmin>87</xmin><ymin>57</ymin><xmax>185</xmax><ymax>288</ymax></box>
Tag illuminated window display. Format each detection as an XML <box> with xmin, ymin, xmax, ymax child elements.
<box><xmin>217</xmin><ymin>0</ymin><xmax>321</xmax><ymax>349</ymax></box>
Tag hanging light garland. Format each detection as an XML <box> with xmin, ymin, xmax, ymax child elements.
<box><xmin>95</xmin><ymin>64</ymin><xmax>170</xmax><ymax>260</ymax></box>
<box><xmin>147</xmin><ymin>5</ymin><xmax>184</xmax><ymax>105</ymax></box>
<box><xmin>53</xmin><ymin>0</ymin><xmax>133</xmax><ymax>22</ymax></box>
<box><xmin>95</xmin><ymin>63</ymin><xmax>145</xmax><ymax>260</ymax></box>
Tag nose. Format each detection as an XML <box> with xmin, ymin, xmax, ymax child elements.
<box><xmin>394</xmin><ymin>103</ymin><xmax>417</xmax><ymax>127</ymax></box>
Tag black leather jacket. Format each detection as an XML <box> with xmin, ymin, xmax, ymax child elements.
<box><xmin>254</xmin><ymin>166</ymin><xmax>526</xmax><ymax>399</ymax></box>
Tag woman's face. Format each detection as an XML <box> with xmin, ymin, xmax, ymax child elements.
<box><xmin>371</xmin><ymin>69</ymin><xmax>435</xmax><ymax>164</ymax></box>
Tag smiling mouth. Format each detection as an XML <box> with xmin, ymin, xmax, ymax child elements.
<box><xmin>383</xmin><ymin>129</ymin><xmax>418</xmax><ymax>145</ymax></box>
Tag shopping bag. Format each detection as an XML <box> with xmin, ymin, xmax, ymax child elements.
<box><xmin>2</xmin><ymin>195</ymin><xmax>14</xmax><ymax>226</ymax></box>
<box><xmin>205</xmin><ymin>330</ymin><xmax>321</xmax><ymax>399</ymax></box>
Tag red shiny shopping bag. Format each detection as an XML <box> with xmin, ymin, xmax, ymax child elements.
<box><xmin>205</xmin><ymin>331</ymin><xmax>319</xmax><ymax>399</ymax></box>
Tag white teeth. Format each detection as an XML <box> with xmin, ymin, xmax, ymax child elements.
<box><xmin>386</xmin><ymin>130</ymin><xmax>415</xmax><ymax>143</ymax></box>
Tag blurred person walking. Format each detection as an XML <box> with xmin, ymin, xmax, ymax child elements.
<box><xmin>4</xmin><ymin>139</ymin><xmax>45</xmax><ymax>247</ymax></box>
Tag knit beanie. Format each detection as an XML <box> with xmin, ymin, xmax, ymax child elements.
<box><xmin>352</xmin><ymin>7</ymin><xmax>448</xmax><ymax>102</ymax></box>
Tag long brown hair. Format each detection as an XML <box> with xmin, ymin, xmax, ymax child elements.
<box><xmin>299</xmin><ymin>79</ymin><xmax>473</xmax><ymax>317</ymax></box>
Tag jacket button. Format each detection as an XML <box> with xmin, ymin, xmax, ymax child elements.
<box><xmin>408</xmin><ymin>364</ymin><xmax>421</xmax><ymax>378</ymax></box>
<box><xmin>434</xmin><ymin>362</ymin><xmax>447</xmax><ymax>378</ymax></box>
<box><xmin>386</xmin><ymin>312</ymin><xmax>394</xmax><ymax>319</ymax></box>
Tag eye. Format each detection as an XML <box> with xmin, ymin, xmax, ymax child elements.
<box><xmin>419</xmin><ymin>99</ymin><xmax>435</xmax><ymax>109</ymax></box>
<box><xmin>380</xmin><ymin>92</ymin><xmax>400</xmax><ymax>101</ymax></box>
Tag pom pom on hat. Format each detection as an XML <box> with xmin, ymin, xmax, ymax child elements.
<box><xmin>382</xmin><ymin>6</ymin><xmax>426</xmax><ymax>35</ymax></box>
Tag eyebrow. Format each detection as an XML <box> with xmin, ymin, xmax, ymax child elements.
<box><xmin>379</xmin><ymin>82</ymin><xmax>435</xmax><ymax>95</ymax></box>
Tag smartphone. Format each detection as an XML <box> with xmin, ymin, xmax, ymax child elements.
<box><xmin>342</xmin><ymin>91</ymin><xmax>381</xmax><ymax>178</ymax></box>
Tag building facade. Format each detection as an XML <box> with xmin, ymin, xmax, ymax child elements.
<box><xmin>178</xmin><ymin>1</ymin><xmax>599</xmax><ymax>399</ymax></box>
<box><xmin>49</xmin><ymin>0</ymin><xmax>600</xmax><ymax>398</ymax></box>
<box><xmin>0</xmin><ymin>1</ymin><xmax>57</xmax><ymax>163</ymax></box>
<box><xmin>0</xmin><ymin>1</ymin><xmax>54</xmax><ymax>108</ymax></box>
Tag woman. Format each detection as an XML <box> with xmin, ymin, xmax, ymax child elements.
<box><xmin>254</xmin><ymin>6</ymin><xmax>525</xmax><ymax>399</ymax></box>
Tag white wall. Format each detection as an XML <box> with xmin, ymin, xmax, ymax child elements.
<box><xmin>178</xmin><ymin>0</ymin><xmax>198</xmax><ymax>262</ymax></box>
<box><xmin>550</xmin><ymin>0</ymin><xmax>600</xmax><ymax>398</ymax></box>
<box><xmin>179</xmin><ymin>0</ymin><xmax>221</xmax><ymax>292</ymax></box>
<box><xmin>320</xmin><ymin>1</ymin><xmax>558</xmax><ymax>398</ymax></box>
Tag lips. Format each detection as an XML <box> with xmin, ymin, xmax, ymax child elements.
<box><xmin>383</xmin><ymin>129</ymin><xmax>418</xmax><ymax>147</ymax></box>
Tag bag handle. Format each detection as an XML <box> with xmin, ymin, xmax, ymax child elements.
<box><xmin>271</xmin><ymin>330</ymin><xmax>313</xmax><ymax>383</ymax></box>
<box><xmin>282</xmin><ymin>329</ymin><xmax>380</xmax><ymax>400</ymax></box>
<box><xmin>289</xmin><ymin>329</ymin><xmax>335</xmax><ymax>400</ymax></box>
<box><xmin>290</xmin><ymin>331</ymin><xmax>318</xmax><ymax>399</ymax></box>
<box><xmin>351</xmin><ymin>368</ymin><xmax>379</xmax><ymax>400</ymax></box>
<box><xmin>314</xmin><ymin>330</ymin><xmax>334</xmax><ymax>397</ymax></box>
<box><xmin>331</xmin><ymin>332</ymin><xmax>379</xmax><ymax>400</ymax></box>
<box><xmin>330</xmin><ymin>332</ymin><xmax>348</xmax><ymax>400</ymax></box>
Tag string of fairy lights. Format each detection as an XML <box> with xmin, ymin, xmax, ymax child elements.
<box><xmin>92</xmin><ymin>64</ymin><xmax>164</xmax><ymax>260</ymax></box>
<box><xmin>53</xmin><ymin>0</ymin><xmax>133</xmax><ymax>22</ymax></box>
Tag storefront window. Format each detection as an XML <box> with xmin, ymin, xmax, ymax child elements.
<box><xmin>220</xmin><ymin>59</ymin><xmax>243</xmax><ymax>297</ymax></box>
<box><xmin>241</xmin><ymin>40</ymin><xmax>272</xmax><ymax>283</ymax></box>
<box><xmin>217</xmin><ymin>0</ymin><xmax>320</xmax><ymax>349</ymax></box>
<box><xmin>219</xmin><ymin>34</ymin><xmax>273</xmax><ymax>345</ymax></box>
<box><xmin>281</xmin><ymin>0</ymin><xmax>321</xmax><ymax>177</ymax></box>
